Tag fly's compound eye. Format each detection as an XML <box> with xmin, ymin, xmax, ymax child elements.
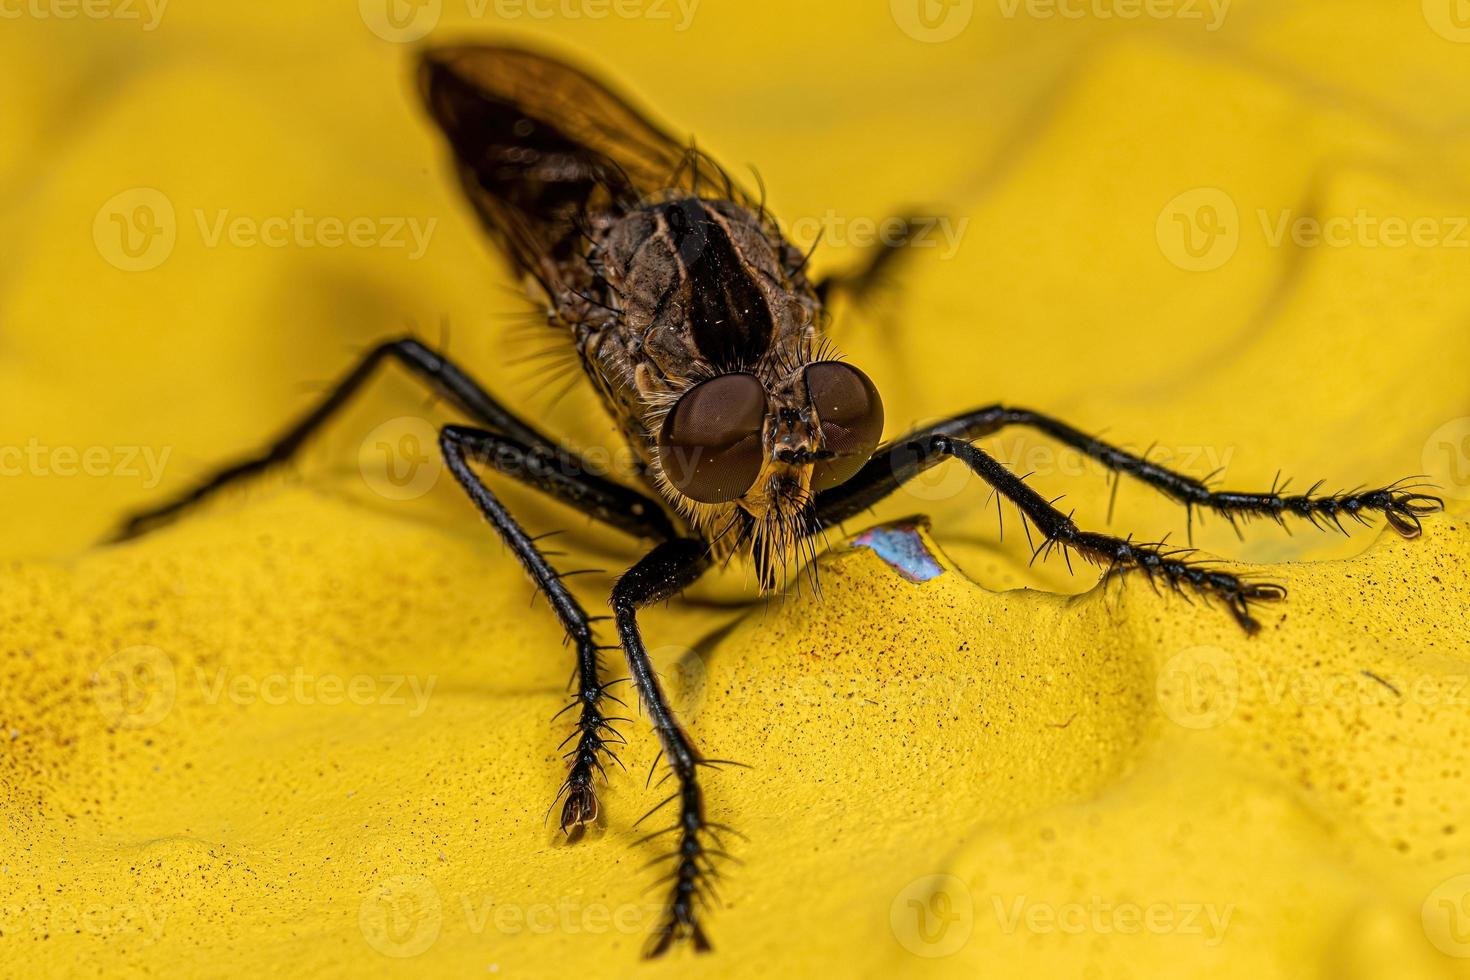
<box><xmin>805</xmin><ymin>361</ymin><xmax>884</xmax><ymax>493</ymax></box>
<box><xmin>658</xmin><ymin>373</ymin><xmax>768</xmax><ymax>504</ymax></box>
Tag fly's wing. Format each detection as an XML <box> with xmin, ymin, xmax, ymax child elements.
<box><xmin>419</xmin><ymin>44</ymin><xmax>749</xmax><ymax>297</ymax></box>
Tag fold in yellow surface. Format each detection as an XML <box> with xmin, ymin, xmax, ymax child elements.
<box><xmin>2</xmin><ymin>2</ymin><xmax>1470</xmax><ymax>977</ymax></box>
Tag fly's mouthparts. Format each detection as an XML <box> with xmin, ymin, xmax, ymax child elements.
<box><xmin>773</xmin><ymin>447</ymin><xmax>837</xmax><ymax>465</ymax></box>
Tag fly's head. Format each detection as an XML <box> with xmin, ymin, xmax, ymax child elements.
<box><xmin>651</xmin><ymin>351</ymin><xmax>884</xmax><ymax>588</ymax></box>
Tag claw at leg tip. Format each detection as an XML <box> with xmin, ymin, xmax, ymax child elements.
<box><xmin>559</xmin><ymin>786</ymin><xmax>599</xmax><ymax>833</ymax></box>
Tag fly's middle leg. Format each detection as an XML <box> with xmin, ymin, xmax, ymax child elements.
<box><xmin>814</xmin><ymin>214</ymin><xmax>927</xmax><ymax>307</ymax></box>
<box><xmin>818</xmin><ymin>405</ymin><xmax>1444</xmax><ymax>546</ymax></box>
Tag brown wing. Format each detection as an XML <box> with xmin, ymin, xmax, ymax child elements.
<box><xmin>419</xmin><ymin>44</ymin><xmax>749</xmax><ymax>297</ymax></box>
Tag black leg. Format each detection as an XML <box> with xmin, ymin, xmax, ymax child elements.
<box><xmin>110</xmin><ymin>334</ymin><xmax>683</xmax><ymax>832</ymax></box>
<box><xmin>608</xmin><ymin>539</ymin><xmax>725</xmax><ymax>957</ymax></box>
<box><xmin>437</xmin><ymin>423</ymin><xmax>675</xmax><ymax>542</ymax></box>
<box><xmin>814</xmin><ymin>215</ymin><xmax>921</xmax><ymax>307</ymax></box>
<box><xmin>109</xmin><ymin>337</ymin><xmax>604</xmax><ymax>541</ymax></box>
<box><xmin>819</xmin><ymin>405</ymin><xmax>1444</xmax><ymax>542</ymax></box>
<box><xmin>440</xmin><ymin>424</ymin><xmax>667</xmax><ymax>832</ymax></box>
<box><xmin>818</xmin><ymin>432</ymin><xmax>1296</xmax><ymax>632</ymax></box>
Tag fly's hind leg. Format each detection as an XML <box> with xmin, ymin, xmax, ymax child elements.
<box><xmin>814</xmin><ymin>214</ymin><xmax>929</xmax><ymax>308</ymax></box>
<box><xmin>439</xmin><ymin>424</ymin><xmax>677</xmax><ymax>832</ymax></box>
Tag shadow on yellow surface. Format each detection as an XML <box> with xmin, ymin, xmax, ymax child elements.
<box><xmin>3</xmin><ymin>1</ymin><xmax>1470</xmax><ymax>977</ymax></box>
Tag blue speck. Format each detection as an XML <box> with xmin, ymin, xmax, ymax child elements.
<box><xmin>851</xmin><ymin>524</ymin><xmax>945</xmax><ymax>583</ymax></box>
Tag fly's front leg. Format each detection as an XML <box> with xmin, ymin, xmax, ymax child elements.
<box><xmin>609</xmin><ymin>539</ymin><xmax>727</xmax><ymax>957</ymax></box>
<box><xmin>817</xmin><ymin>432</ymin><xmax>1287</xmax><ymax>632</ymax></box>
<box><xmin>934</xmin><ymin>437</ymin><xmax>1290</xmax><ymax>632</ymax></box>
<box><xmin>981</xmin><ymin>406</ymin><xmax>1443</xmax><ymax>539</ymax></box>
<box><xmin>824</xmin><ymin>405</ymin><xmax>1444</xmax><ymax>541</ymax></box>
<box><xmin>439</xmin><ymin>424</ymin><xmax>674</xmax><ymax>832</ymax></box>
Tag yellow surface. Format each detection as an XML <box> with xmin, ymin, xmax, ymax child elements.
<box><xmin>3</xmin><ymin>2</ymin><xmax>1470</xmax><ymax>977</ymax></box>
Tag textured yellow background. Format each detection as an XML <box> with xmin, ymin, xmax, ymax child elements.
<box><xmin>3</xmin><ymin>1</ymin><xmax>1470</xmax><ymax>977</ymax></box>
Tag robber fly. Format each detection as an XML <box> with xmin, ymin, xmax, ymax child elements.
<box><xmin>113</xmin><ymin>43</ymin><xmax>1444</xmax><ymax>956</ymax></box>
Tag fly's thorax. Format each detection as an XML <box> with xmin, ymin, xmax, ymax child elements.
<box><xmin>602</xmin><ymin>196</ymin><xmax>819</xmax><ymax>379</ymax></box>
<box><xmin>581</xmin><ymin>194</ymin><xmax>823</xmax><ymax>466</ymax></box>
